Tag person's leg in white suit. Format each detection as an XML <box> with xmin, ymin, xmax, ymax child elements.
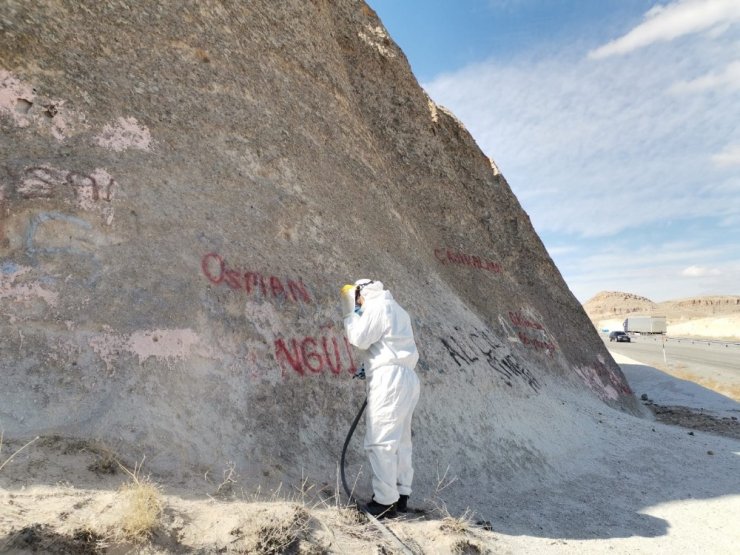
<box><xmin>365</xmin><ymin>365</ymin><xmax>420</xmax><ymax>506</ymax></box>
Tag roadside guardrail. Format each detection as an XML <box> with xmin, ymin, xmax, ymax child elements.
<box><xmin>627</xmin><ymin>334</ymin><xmax>740</xmax><ymax>349</ymax></box>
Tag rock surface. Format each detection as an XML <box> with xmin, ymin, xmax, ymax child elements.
<box><xmin>1</xmin><ymin>0</ymin><xmax>638</xmax><ymax>513</ymax></box>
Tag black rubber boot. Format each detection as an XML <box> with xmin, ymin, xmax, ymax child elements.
<box><xmin>397</xmin><ymin>495</ymin><xmax>409</xmax><ymax>513</ymax></box>
<box><xmin>365</xmin><ymin>499</ymin><xmax>397</xmax><ymax>519</ymax></box>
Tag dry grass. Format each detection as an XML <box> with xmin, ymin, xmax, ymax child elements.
<box><xmin>334</xmin><ymin>505</ymin><xmax>366</xmax><ymax>526</ymax></box>
<box><xmin>240</xmin><ymin>504</ymin><xmax>313</xmax><ymax>554</ymax></box>
<box><xmin>230</xmin><ymin>469</ymin><xmax>373</xmax><ymax>553</ymax></box>
<box><xmin>440</xmin><ymin>509</ymin><xmax>475</xmax><ymax>535</ymax></box>
<box><xmin>429</xmin><ymin>463</ymin><xmax>469</xmax><ymax>531</ymax></box>
<box><xmin>205</xmin><ymin>460</ymin><xmax>241</xmax><ymax>500</ymax></box>
<box><xmin>0</xmin><ymin>432</ymin><xmax>39</xmax><ymax>473</ymax></box>
<box><xmin>86</xmin><ymin>447</ymin><xmax>118</xmax><ymax>475</ymax></box>
<box><xmin>429</xmin><ymin>463</ymin><xmax>491</xmax><ymax>543</ymax></box>
<box><xmin>1</xmin><ymin>523</ymin><xmax>105</xmax><ymax>554</ymax></box>
<box><xmin>662</xmin><ymin>364</ymin><xmax>740</xmax><ymax>401</ymax></box>
<box><xmin>450</xmin><ymin>537</ymin><xmax>488</xmax><ymax>554</ymax></box>
<box><xmin>114</xmin><ymin>457</ymin><xmax>163</xmax><ymax>543</ymax></box>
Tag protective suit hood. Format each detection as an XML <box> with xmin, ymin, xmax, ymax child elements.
<box><xmin>354</xmin><ymin>279</ymin><xmax>387</xmax><ymax>302</ymax></box>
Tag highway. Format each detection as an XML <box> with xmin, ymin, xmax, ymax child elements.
<box><xmin>603</xmin><ymin>334</ymin><xmax>740</xmax><ymax>400</ymax></box>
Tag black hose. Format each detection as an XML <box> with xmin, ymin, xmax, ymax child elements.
<box><xmin>340</xmin><ymin>396</ymin><xmax>367</xmax><ymax>503</ymax></box>
<box><xmin>339</xmin><ymin>396</ymin><xmax>415</xmax><ymax>554</ymax></box>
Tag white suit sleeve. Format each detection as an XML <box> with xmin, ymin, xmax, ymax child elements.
<box><xmin>344</xmin><ymin>306</ymin><xmax>385</xmax><ymax>350</ymax></box>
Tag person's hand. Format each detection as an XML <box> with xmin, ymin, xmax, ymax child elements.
<box><xmin>352</xmin><ymin>364</ymin><xmax>366</xmax><ymax>380</ymax></box>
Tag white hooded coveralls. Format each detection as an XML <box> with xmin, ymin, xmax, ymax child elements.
<box><xmin>344</xmin><ymin>281</ymin><xmax>421</xmax><ymax>505</ymax></box>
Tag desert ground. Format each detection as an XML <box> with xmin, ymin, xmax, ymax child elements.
<box><xmin>2</xmin><ymin>355</ymin><xmax>738</xmax><ymax>555</ymax></box>
<box><xmin>668</xmin><ymin>314</ymin><xmax>740</xmax><ymax>340</ymax></box>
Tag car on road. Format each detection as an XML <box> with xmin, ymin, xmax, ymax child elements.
<box><xmin>609</xmin><ymin>331</ymin><xmax>631</xmax><ymax>342</ymax></box>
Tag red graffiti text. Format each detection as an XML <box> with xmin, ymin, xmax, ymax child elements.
<box><xmin>274</xmin><ymin>329</ymin><xmax>356</xmax><ymax>377</ymax></box>
<box><xmin>202</xmin><ymin>252</ymin><xmax>312</xmax><ymax>303</ymax></box>
<box><xmin>508</xmin><ymin>311</ymin><xmax>556</xmax><ymax>355</ymax></box>
<box><xmin>509</xmin><ymin>311</ymin><xmax>544</xmax><ymax>331</ymax></box>
<box><xmin>434</xmin><ymin>247</ymin><xmax>502</xmax><ymax>274</ymax></box>
<box><xmin>517</xmin><ymin>332</ymin><xmax>556</xmax><ymax>355</ymax></box>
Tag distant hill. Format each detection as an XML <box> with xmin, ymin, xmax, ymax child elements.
<box><xmin>661</xmin><ymin>296</ymin><xmax>740</xmax><ymax>321</ymax></box>
<box><xmin>583</xmin><ymin>291</ymin><xmax>740</xmax><ymax>339</ymax></box>
<box><xmin>583</xmin><ymin>291</ymin><xmax>658</xmax><ymax>322</ymax></box>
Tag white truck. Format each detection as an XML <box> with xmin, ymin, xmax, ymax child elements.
<box><xmin>623</xmin><ymin>316</ymin><xmax>666</xmax><ymax>334</ymax></box>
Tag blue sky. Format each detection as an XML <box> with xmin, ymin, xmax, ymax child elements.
<box><xmin>367</xmin><ymin>0</ymin><xmax>740</xmax><ymax>303</ymax></box>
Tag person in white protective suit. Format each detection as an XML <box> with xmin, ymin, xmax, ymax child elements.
<box><xmin>340</xmin><ymin>279</ymin><xmax>421</xmax><ymax>519</ymax></box>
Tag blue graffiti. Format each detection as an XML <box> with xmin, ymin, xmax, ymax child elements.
<box><xmin>24</xmin><ymin>212</ymin><xmax>101</xmax><ymax>285</ymax></box>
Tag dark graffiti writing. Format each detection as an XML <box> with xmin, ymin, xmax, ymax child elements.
<box><xmin>434</xmin><ymin>247</ymin><xmax>502</xmax><ymax>274</ymax></box>
<box><xmin>440</xmin><ymin>328</ymin><xmax>540</xmax><ymax>392</ymax></box>
<box><xmin>274</xmin><ymin>327</ymin><xmax>356</xmax><ymax>377</ymax></box>
<box><xmin>17</xmin><ymin>166</ymin><xmax>115</xmax><ymax>202</ymax></box>
<box><xmin>202</xmin><ymin>252</ymin><xmax>312</xmax><ymax>304</ymax></box>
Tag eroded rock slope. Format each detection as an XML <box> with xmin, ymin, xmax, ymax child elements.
<box><xmin>1</xmin><ymin>0</ymin><xmax>639</xmax><ymax>511</ymax></box>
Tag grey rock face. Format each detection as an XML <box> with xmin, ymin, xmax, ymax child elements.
<box><xmin>1</xmin><ymin>1</ymin><xmax>639</xmax><ymax>509</ymax></box>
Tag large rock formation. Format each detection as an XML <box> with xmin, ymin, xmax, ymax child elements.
<box><xmin>1</xmin><ymin>1</ymin><xmax>640</xmax><ymax>511</ymax></box>
<box><xmin>584</xmin><ymin>291</ymin><xmax>659</xmax><ymax>323</ymax></box>
<box><xmin>584</xmin><ymin>291</ymin><xmax>740</xmax><ymax>323</ymax></box>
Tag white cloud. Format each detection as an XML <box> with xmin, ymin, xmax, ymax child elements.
<box><xmin>426</xmin><ymin>43</ymin><xmax>740</xmax><ymax>237</ymax></box>
<box><xmin>671</xmin><ymin>60</ymin><xmax>740</xmax><ymax>93</ymax></box>
<box><xmin>429</xmin><ymin>0</ymin><xmax>740</xmax><ymax>229</ymax></box>
<box><xmin>712</xmin><ymin>144</ymin><xmax>740</xmax><ymax>167</ymax></box>
<box><xmin>681</xmin><ymin>265</ymin><xmax>721</xmax><ymax>277</ymax></box>
<box><xmin>423</xmin><ymin>3</ymin><xmax>740</xmax><ymax>300</ymax></box>
<box><xmin>577</xmin><ymin>243</ymin><xmax>726</xmax><ymax>276</ymax></box>
<box><xmin>589</xmin><ymin>0</ymin><xmax>740</xmax><ymax>59</ymax></box>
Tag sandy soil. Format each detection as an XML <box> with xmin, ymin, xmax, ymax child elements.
<box><xmin>2</xmin><ymin>352</ymin><xmax>738</xmax><ymax>554</ymax></box>
<box><xmin>0</xmin><ymin>435</ymin><xmax>504</xmax><ymax>554</ymax></box>
<box><xmin>644</xmin><ymin>403</ymin><xmax>739</xmax><ymax>440</ymax></box>
<box><xmin>2</xmin><ymin>388</ymin><xmax>739</xmax><ymax>555</ymax></box>
<box><xmin>668</xmin><ymin>314</ymin><xmax>740</xmax><ymax>340</ymax></box>
<box><xmin>612</xmin><ymin>351</ymin><xmax>740</xmax><ymax>436</ymax></box>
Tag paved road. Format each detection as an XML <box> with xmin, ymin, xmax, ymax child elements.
<box><xmin>602</xmin><ymin>334</ymin><xmax>740</xmax><ymax>400</ymax></box>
